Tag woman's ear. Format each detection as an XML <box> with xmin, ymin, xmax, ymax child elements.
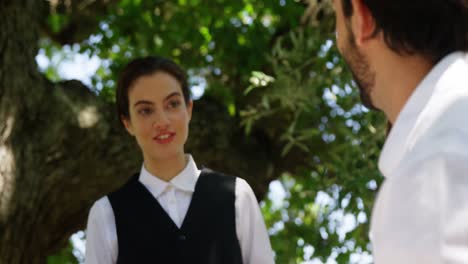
<box><xmin>121</xmin><ymin>115</ymin><xmax>135</xmax><ymax>136</ymax></box>
<box><xmin>186</xmin><ymin>100</ymin><xmax>193</xmax><ymax>121</ymax></box>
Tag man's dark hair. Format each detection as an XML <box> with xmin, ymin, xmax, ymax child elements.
<box><xmin>341</xmin><ymin>0</ymin><xmax>468</xmax><ymax>63</ymax></box>
<box><xmin>116</xmin><ymin>56</ymin><xmax>191</xmax><ymax>123</ymax></box>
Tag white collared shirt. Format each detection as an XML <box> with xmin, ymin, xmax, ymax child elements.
<box><xmin>371</xmin><ymin>52</ymin><xmax>468</xmax><ymax>263</ymax></box>
<box><xmin>85</xmin><ymin>155</ymin><xmax>275</xmax><ymax>264</ymax></box>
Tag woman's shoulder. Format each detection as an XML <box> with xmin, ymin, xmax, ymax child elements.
<box><xmin>88</xmin><ymin>195</ymin><xmax>114</xmax><ymax>221</ymax></box>
<box><xmin>89</xmin><ymin>174</ymin><xmax>139</xmax><ymax>217</ymax></box>
<box><xmin>106</xmin><ymin>173</ymin><xmax>141</xmax><ymax>201</ymax></box>
<box><xmin>198</xmin><ymin>168</ymin><xmax>255</xmax><ymax>197</ymax></box>
<box><xmin>199</xmin><ymin>167</ymin><xmax>240</xmax><ymax>183</ymax></box>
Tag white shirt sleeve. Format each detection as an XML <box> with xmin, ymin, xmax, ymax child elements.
<box><xmin>85</xmin><ymin>196</ymin><xmax>118</xmax><ymax>264</ymax></box>
<box><xmin>235</xmin><ymin>178</ymin><xmax>275</xmax><ymax>264</ymax></box>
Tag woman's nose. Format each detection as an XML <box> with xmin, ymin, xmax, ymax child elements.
<box><xmin>152</xmin><ymin>112</ymin><xmax>170</xmax><ymax>129</ymax></box>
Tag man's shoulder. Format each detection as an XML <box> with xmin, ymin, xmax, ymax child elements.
<box><xmin>407</xmin><ymin>115</ymin><xmax>468</xmax><ymax>167</ymax></box>
<box><xmin>419</xmin><ymin>91</ymin><xmax>468</xmax><ymax>139</ymax></box>
<box><xmin>414</xmin><ymin>59</ymin><xmax>468</xmax><ymax>145</ymax></box>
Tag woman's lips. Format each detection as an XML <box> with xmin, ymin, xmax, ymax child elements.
<box><xmin>153</xmin><ymin>132</ymin><xmax>176</xmax><ymax>144</ymax></box>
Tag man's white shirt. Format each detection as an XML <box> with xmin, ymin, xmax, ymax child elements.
<box><xmin>372</xmin><ymin>52</ymin><xmax>468</xmax><ymax>263</ymax></box>
<box><xmin>85</xmin><ymin>155</ymin><xmax>275</xmax><ymax>264</ymax></box>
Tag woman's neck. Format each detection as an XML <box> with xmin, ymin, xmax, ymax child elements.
<box><xmin>143</xmin><ymin>153</ymin><xmax>188</xmax><ymax>182</ymax></box>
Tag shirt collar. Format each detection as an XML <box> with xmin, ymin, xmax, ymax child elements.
<box><xmin>138</xmin><ymin>154</ymin><xmax>201</xmax><ymax>198</ymax></box>
<box><xmin>378</xmin><ymin>52</ymin><xmax>467</xmax><ymax>177</ymax></box>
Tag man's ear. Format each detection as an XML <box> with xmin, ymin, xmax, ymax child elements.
<box><xmin>350</xmin><ymin>0</ymin><xmax>377</xmax><ymax>46</ymax></box>
<box><xmin>121</xmin><ymin>116</ymin><xmax>135</xmax><ymax>136</ymax></box>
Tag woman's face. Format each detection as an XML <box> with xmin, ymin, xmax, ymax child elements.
<box><xmin>122</xmin><ymin>71</ymin><xmax>192</xmax><ymax>163</ymax></box>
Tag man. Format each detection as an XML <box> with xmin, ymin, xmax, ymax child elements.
<box><xmin>332</xmin><ymin>0</ymin><xmax>468</xmax><ymax>263</ymax></box>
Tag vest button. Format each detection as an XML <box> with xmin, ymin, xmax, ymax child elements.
<box><xmin>178</xmin><ymin>234</ymin><xmax>186</xmax><ymax>241</ymax></box>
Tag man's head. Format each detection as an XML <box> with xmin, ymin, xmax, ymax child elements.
<box><xmin>333</xmin><ymin>0</ymin><xmax>468</xmax><ymax>110</ymax></box>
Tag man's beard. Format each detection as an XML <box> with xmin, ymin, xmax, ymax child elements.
<box><xmin>341</xmin><ymin>25</ymin><xmax>379</xmax><ymax>111</ymax></box>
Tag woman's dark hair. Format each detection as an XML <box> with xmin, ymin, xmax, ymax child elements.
<box><xmin>116</xmin><ymin>56</ymin><xmax>191</xmax><ymax>123</ymax></box>
<box><xmin>341</xmin><ymin>0</ymin><xmax>468</xmax><ymax>63</ymax></box>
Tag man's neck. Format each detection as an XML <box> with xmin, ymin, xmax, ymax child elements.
<box><xmin>373</xmin><ymin>51</ymin><xmax>434</xmax><ymax>124</ymax></box>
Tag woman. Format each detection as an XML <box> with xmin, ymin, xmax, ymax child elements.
<box><xmin>85</xmin><ymin>56</ymin><xmax>275</xmax><ymax>264</ymax></box>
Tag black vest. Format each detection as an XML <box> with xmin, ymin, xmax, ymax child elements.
<box><xmin>108</xmin><ymin>169</ymin><xmax>243</xmax><ymax>264</ymax></box>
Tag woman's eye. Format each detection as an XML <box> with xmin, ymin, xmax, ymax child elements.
<box><xmin>137</xmin><ymin>108</ymin><xmax>153</xmax><ymax>116</ymax></box>
<box><xmin>168</xmin><ymin>100</ymin><xmax>181</xmax><ymax>109</ymax></box>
